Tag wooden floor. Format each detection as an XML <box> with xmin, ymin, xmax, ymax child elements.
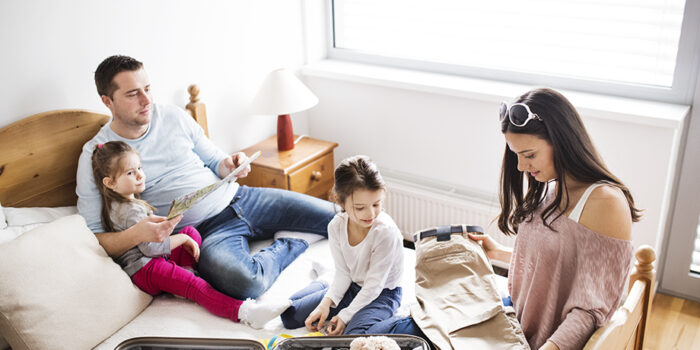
<box><xmin>644</xmin><ymin>292</ymin><xmax>700</xmax><ymax>350</ymax></box>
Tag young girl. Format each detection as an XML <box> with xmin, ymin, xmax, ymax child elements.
<box><xmin>91</xmin><ymin>141</ymin><xmax>290</xmax><ymax>329</ymax></box>
<box><xmin>280</xmin><ymin>155</ymin><xmax>404</xmax><ymax>335</ymax></box>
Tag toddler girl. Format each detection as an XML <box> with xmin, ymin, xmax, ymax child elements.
<box><xmin>92</xmin><ymin>141</ymin><xmax>289</xmax><ymax>328</ymax></box>
<box><xmin>280</xmin><ymin>155</ymin><xmax>404</xmax><ymax>335</ymax></box>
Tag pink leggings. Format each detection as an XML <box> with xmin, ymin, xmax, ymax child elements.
<box><xmin>131</xmin><ymin>226</ymin><xmax>243</xmax><ymax>322</ymax></box>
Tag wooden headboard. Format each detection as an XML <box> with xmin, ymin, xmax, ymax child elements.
<box><xmin>0</xmin><ymin>84</ymin><xmax>208</xmax><ymax>208</ymax></box>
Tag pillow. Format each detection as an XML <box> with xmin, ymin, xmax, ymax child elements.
<box><xmin>3</xmin><ymin>206</ymin><xmax>77</xmax><ymax>227</ymax></box>
<box><xmin>0</xmin><ymin>215</ymin><xmax>152</xmax><ymax>350</ymax></box>
<box><xmin>0</xmin><ymin>203</ymin><xmax>6</xmax><ymax>230</ymax></box>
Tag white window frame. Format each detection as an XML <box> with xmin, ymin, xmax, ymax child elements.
<box><xmin>325</xmin><ymin>0</ymin><xmax>700</xmax><ymax>105</ymax></box>
<box><xmin>658</xmin><ymin>73</ymin><xmax>700</xmax><ymax>303</ymax></box>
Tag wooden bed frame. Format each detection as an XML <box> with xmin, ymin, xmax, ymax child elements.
<box><xmin>0</xmin><ymin>84</ymin><xmax>655</xmax><ymax>349</ymax></box>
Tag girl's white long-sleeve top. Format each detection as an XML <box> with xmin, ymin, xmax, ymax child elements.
<box><xmin>325</xmin><ymin>211</ymin><xmax>404</xmax><ymax>324</ymax></box>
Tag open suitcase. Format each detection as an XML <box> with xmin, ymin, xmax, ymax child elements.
<box><xmin>115</xmin><ymin>334</ymin><xmax>430</xmax><ymax>350</ymax></box>
<box><xmin>114</xmin><ymin>337</ymin><xmax>266</xmax><ymax>350</ymax></box>
<box><xmin>273</xmin><ymin>335</ymin><xmax>430</xmax><ymax>349</ymax></box>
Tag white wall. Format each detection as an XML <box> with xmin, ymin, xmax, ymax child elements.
<box><xmin>304</xmin><ymin>74</ymin><xmax>686</xmax><ymax>253</ymax></box>
<box><xmin>0</xmin><ymin>0</ymin><xmax>310</xmax><ymax>153</ymax></box>
<box><xmin>0</xmin><ymin>0</ymin><xmax>691</xmax><ymax>257</ymax></box>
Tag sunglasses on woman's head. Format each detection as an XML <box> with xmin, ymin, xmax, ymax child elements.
<box><xmin>499</xmin><ymin>102</ymin><xmax>542</xmax><ymax>127</ymax></box>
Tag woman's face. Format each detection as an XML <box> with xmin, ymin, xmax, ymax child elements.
<box><xmin>504</xmin><ymin>132</ymin><xmax>556</xmax><ymax>182</ymax></box>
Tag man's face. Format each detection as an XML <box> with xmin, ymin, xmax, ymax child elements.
<box><xmin>101</xmin><ymin>68</ymin><xmax>153</xmax><ymax>129</ymax></box>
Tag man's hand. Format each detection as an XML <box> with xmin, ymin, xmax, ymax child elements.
<box><xmin>134</xmin><ymin>215</ymin><xmax>182</xmax><ymax>243</ymax></box>
<box><xmin>97</xmin><ymin>215</ymin><xmax>183</xmax><ymax>258</ymax></box>
<box><xmin>218</xmin><ymin>152</ymin><xmax>251</xmax><ymax>179</ymax></box>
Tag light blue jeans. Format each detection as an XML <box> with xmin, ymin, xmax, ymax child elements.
<box><xmin>196</xmin><ymin>186</ymin><xmax>335</xmax><ymax>299</ymax></box>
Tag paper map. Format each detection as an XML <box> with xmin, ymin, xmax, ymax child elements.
<box><xmin>166</xmin><ymin>150</ymin><xmax>261</xmax><ymax>219</ymax></box>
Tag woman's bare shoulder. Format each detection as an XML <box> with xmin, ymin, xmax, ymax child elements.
<box><xmin>578</xmin><ymin>185</ymin><xmax>632</xmax><ymax>241</ymax></box>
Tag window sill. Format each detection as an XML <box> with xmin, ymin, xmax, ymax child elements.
<box><xmin>301</xmin><ymin>60</ymin><xmax>689</xmax><ymax>129</ymax></box>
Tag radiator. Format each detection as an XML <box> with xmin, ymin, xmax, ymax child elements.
<box><xmin>384</xmin><ymin>178</ymin><xmax>515</xmax><ymax>248</ymax></box>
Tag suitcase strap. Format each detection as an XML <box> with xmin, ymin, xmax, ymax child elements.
<box><xmin>413</xmin><ymin>224</ymin><xmax>484</xmax><ymax>242</ymax></box>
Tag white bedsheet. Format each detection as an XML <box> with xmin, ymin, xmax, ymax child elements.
<box><xmin>0</xmin><ymin>205</ymin><xmax>510</xmax><ymax>349</ymax></box>
<box><xmin>94</xmin><ymin>239</ymin><xmax>418</xmax><ymax>349</ymax></box>
<box><xmin>0</xmin><ymin>205</ymin><xmax>417</xmax><ymax>348</ymax></box>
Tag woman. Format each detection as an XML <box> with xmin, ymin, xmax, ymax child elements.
<box><xmin>379</xmin><ymin>88</ymin><xmax>640</xmax><ymax>350</ymax></box>
<box><xmin>469</xmin><ymin>87</ymin><xmax>640</xmax><ymax>349</ymax></box>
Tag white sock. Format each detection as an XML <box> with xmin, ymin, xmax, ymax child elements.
<box><xmin>274</xmin><ymin>231</ymin><xmax>325</xmax><ymax>246</ymax></box>
<box><xmin>312</xmin><ymin>260</ymin><xmax>334</xmax><ymax>287</ymax></box>
<box><xmin>238</xmin><ymin>298</ymin><xmax>292</xmax><ymax>329</ymax></box>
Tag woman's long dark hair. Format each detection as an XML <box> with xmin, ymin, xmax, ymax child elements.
<box><xmin>498</xmin><ymin>88</ymin><xmax>642</xmax><ymax>235</ymax></box>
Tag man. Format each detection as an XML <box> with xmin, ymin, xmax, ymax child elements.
<box><xmin>77</xmin><ymin>55</ymin><xmax>335</xmax><ymax>299</ymax></box>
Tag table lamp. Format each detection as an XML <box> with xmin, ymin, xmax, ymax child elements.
<box><xmin>250</xmin><ymin>68</ymin><xmax>319</xmax><ymax>151</ymax></box>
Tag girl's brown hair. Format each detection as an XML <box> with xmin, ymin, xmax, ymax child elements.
<box><xmin>498</xmin><ymin>88</ymin><xmax>642</xmax><ymax>235</ymax></box>
<box><xmin>330</xmin><ymin>155</ymin><xmax>386</xmax><ymax>209</ymax></box>
<box><xmin>91</xmin><ymin>141</ymin><xmax>154</xmax><ymax>232</ymax></box>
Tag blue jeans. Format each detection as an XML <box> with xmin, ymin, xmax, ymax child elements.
<box><xmin>196</xmin><ymin>186</ymin><xmax>335</xmax><ymax>299</ymax></box>
<box><xmin>281</xmin><ymin>281</ymin><xmax>402</xmax><ymax>335</ymax></box>
<box><xmin>371</xmin><ymin>315</ymin><xmax>430</xmax><ymax>343</ymax></box>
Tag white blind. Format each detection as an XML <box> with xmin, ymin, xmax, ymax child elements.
<box><xmin>333</xmin><ymin>0</ymin><xmax>686</xmax><ymax>88</ymax></box>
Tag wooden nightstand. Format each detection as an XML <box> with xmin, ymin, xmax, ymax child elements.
<box><xmin>237</xmin><ymin>135</ymin><xmax>338</xmax><ymax>199</ymax></box>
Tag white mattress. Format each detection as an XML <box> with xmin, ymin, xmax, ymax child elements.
<box><xmin>1</xmin><ymin>205</ymin><xmax>509</xmax><ymax>349</ymax></box>
<box><xmin>94</xmin><ymin>239</ymin><xmax>418</xmax><ymax>349</ymax></box>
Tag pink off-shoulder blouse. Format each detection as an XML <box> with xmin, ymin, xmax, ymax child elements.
<box><xmin>508</xmin><ymin>185</ymin><xmax>634</xmax><ymax>350</ymax></box>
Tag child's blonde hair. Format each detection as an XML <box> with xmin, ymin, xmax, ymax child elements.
<box><xmin>330</xmin><ymin>155</ymin><xmax>386</xmax><ymax>210</ymax></box>
<box><xmin>91</xmin><ymin>141</ymin><xmax>154</xmax><ymax>232</ymax></box>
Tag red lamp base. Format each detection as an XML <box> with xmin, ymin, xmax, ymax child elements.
<box><xmin>277</xmin><ymin>114</ymin><xmax>294</xmax><ymax>151</ymax></box>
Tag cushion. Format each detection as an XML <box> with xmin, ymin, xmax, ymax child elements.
<box><xmin>3</xmin><ymin>206</ymin><xmax>77</xmax><ymax>227</ymax></box>
<box><xmin>0</xmin><ymin>215</ymin><xmax>152</xmax><ymax>350</ymax></box>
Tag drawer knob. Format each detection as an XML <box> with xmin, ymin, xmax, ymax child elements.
<box><xmin>310</xmin><ymin>170</ymin><xmax>322</xmax><ymax>181</ymax></box>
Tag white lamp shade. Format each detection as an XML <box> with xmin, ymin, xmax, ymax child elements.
<box><xmin>250</xmin><ymin>68</ymin><xmax>319</xmax><ymax>115</ymax></box>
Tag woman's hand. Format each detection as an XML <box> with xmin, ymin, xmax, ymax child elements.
<box><xmin>468</xmin><ymin>232</ymin><xmax>512</xmax><ymax>263</ymax></box>
<box><xmin>327</xmin><ymin>316</ymin><xmax>346</xmax><ymax>335</ymax></box>
<box><xmin>304</xmin><ymin>298</ymin><xmax>332</xmax><ymax>331</ymax></box>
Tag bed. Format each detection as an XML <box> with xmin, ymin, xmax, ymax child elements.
<box><xmin>0</xmin><ymin>85</ymin><xmax>656</xmax><ymax>350</ymax></box>
<box><xmin>0</xmin><ymin>87</ymin><xmax>418</xmax><ymax>350</ymax></box>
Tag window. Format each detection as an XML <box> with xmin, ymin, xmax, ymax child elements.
<box><xmin>329</xmin><ymin>0</ymin><xmax>698</xmax><ymax>104</ymax></box>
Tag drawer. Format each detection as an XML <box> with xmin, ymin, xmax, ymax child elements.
<box><xmin>288</xmin><ymin>152</ymin><xmax>334</xmax><ymax>198</ymax></box>
<box><xmin>238</xmin><ymin>165</ymin><xmax>287</xmax><ymax>189</ymax></box>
